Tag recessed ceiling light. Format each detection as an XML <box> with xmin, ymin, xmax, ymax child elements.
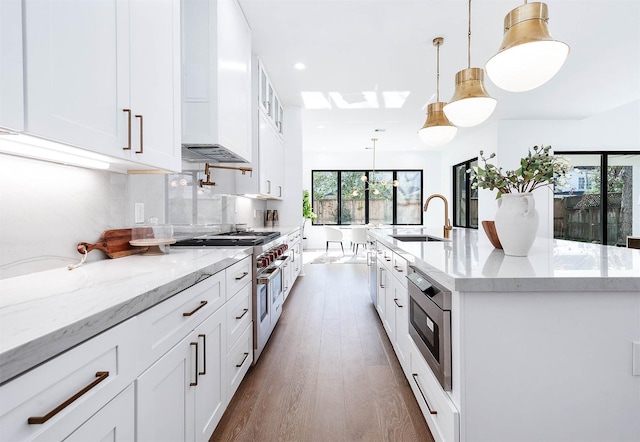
<box><xmin>294</xmin><ymin>62</ymin><xmax>306</xmax><ymax>70</ymax></box>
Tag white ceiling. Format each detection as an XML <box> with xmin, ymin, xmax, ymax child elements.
<box><xmin>238</xmin><ymin>0</ymin><xmax>640</xmax><ymax>152</ymax></box>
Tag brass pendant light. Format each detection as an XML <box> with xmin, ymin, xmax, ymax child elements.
<box><xmin>485</xmin><ymin>1</ymin><xmax>570</xmax><ymax>92</ymax></box>
<box><xmin>443</xmin><ymin>0</ymin><xmax>497</xmax><ymax>127</ymax></box>
<box><xmin>418</xmin><ymin>37</ymin><xmax>458</xmax><ymax>148</ymax></box>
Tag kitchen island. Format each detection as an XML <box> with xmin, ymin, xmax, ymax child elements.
<box><xmin>368</xmin><ymin>227</ymin><xmax>640</xmax><ymax>442</ymax></box>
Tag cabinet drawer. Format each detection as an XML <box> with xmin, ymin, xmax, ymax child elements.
<box><xmin>138</xmin><ymin>271</ymin><xmax>225</xmax><ymax>366</ymax></box>
<box><xmin>226</xmin><ymin>282</ymin><xmax>252</xmax><ymax>351</ymax></box>
<box><xmin>409</xmin><ymin>341</ymin><xmax>459</xmax><ymax>442</ymax></box>
<box><xmin>392</xmin><ymin>253</ymin><xmax>408</xmax><ymax>287</ymax></box>
<box><xmin>225</xmin><ymin>256</ymin><xmax>252</xmax><ymax>299</ymax></box>
<box><xmin>377</xmin><ymin>243</ymin><xmax>393</xmax><ymax>270</ymax></box>
<box><xmin>0</xmin><ymin>318</ymin><xmax>138</xmax><ymax>442</ymax></box>
<box><xmin>226</xmin><ymin>324</ymin><xmax>252</xmax><ymax>401</ymax></box>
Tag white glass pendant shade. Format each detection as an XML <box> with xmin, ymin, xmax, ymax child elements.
<box><xmin>485</xmin><ymin>2</ymin><xmax>569</xmax><ymax>92</ymax></box>
<box><xmin>443</xmin><ymin>68</ymin><xmax>497</xmax><ymax>127</ymax></box>
<box><xmin>418</xmin><ymin>102</ymin><xmax>458</xmax><ymax>147</ymax></box>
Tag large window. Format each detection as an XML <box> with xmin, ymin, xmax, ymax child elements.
<box><xmin>453</xmin><ymin>158</ymin><xmax>478</xmax><ymax>228</ymax></box>
<box><xmin>554</xmin><ymin>152</ymin><xmax>640</xmax><ymax>246</ymax></box>
<box><xmin>312</xmin><ymin>170</ymin><xmax>423</xmax><ymax>225</ymax></box>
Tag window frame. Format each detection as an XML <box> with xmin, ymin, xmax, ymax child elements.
<box><xmin>311</xmin><ymin>169</ymin><xmax>423</xmax><ymax>226</ymax></box>
<box><xmin>554</xmin><ymin>150</ymin><xmax>640</xmax><ymax>245</ymax></box>
<box><xmin>452</xmin><ymin>158</ymin><xmax>478</xmax><ymax>229</ymax></box>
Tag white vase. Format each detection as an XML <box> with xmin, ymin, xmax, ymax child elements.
<box><xmin>494</xmin><ymin>193</ymin><xmax>539</xmax><ymax>257</ymax></box>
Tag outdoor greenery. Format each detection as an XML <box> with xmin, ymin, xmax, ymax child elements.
<box><xmin>469</xmin><ymin>145</ymin><xmax>571</xmax><ymax>198</ymax></box>
<box><xmin>302</xmin><ymin>190</ymin><xmax>316</xmax><ymax>238</ymax></box>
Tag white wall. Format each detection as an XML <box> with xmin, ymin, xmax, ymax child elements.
<box><xmin>0</xmin><ymin>153</ymin><xmax>162</xmax><ymax>278</ymax></box>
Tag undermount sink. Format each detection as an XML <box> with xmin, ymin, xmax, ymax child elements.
<box><xmin>391</xmin><ymin>235</ymin><xmax>445</xmax><ymax>242</ymax></box>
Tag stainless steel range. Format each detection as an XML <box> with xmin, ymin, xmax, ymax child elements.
<box><xmin>173</xmin><ymin>230</ymin><xmax>288</xmax><ymax>363</ymax></box>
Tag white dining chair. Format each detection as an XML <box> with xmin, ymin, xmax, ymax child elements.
<box><xmin>324</xmin><ymin>226</ymin><xmax>345</xmax><ymax>254</ymax></box>
<box><xmin>350</xmin><ymin>226</ymin><xmax>368</xmax><ymax>255</ymax></box>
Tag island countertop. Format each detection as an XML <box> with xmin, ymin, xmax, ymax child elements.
<box><xmin>368</xmin><ymin>227</ymin><xmax>640</xmax><ymax>292</ymax></box>
<box><xmin>0</xmin><ymin>247</ymin><xmax>252</xmax><ymax>385</ymax></box>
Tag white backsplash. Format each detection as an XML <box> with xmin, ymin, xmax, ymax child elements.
<box><xmin>0</xmin><ymin>155</ymin><xmax>265</xmax><ymax>279</ymax></box>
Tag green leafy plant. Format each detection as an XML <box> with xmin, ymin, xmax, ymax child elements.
<box><xmin>302</xmin><ymin>190</ymin><xmax>317</xmax><ymax>238</ymax></box>
<box><xmin>469</xmin><ymin>145</ymin><xmax>571</xmax><ymax>199</ymax></box>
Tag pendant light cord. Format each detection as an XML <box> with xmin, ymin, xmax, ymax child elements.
<box><xmin>467</xmin><ymin>0</ymin><xmax>471</xmax><ymax>68</ymax></box>
<box><xmin>436</xmin><ymin>41</ymin><xmax>441</xmax><ymax>101</ymax></box>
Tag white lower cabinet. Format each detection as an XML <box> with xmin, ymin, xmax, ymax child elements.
<box><xmin>136</xmin><ymin>331</ymin><xmax>195</xmax><ymax>442</ymax></box>
<box><xmin>65</xmin><ymin>383</ymin><xmax>135</xmax><ymax>442</ymax></box>
<box><xmin>0</xmin><ymin>318</ymin><xmax>139</xmax><ymax>442</ymax></box>
<box><xmin>390</xmin><ymin>271</ymin><xmax>409</xmax><ymax>373</ymax></box>
<box><xmin>409</xmin><ymin>340</ymin><xmax>459</xmax><ymax>442</ymax></box>
<box><xmin>193</xmin><ymin>307</ymin><xmax>226</xmax><ymax>442</ymax></box>
<box><xmin>0</xmin><ymin>258</ymin><xmax>254</xmax><ymax>442</ymax></box>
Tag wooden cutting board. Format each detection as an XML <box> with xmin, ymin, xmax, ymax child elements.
<box><xmin>77</xmin><ymin>228</ymin><xmax>151</xmax><ymax>258</ymax></box>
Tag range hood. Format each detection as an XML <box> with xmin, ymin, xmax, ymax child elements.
<box><xmin>181</xmin><ymin>144</ymin><xmax>249</xmax><ymax>164</ymax></box>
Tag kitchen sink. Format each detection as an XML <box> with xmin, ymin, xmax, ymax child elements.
<box><xmin>391</xmin><ymin>235</ymin><xmax>445</xmax><ymax>242</ymax></box>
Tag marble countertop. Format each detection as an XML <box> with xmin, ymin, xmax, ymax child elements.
<box><xmin>0</xmin><ymin>247</ymin><xmax>252</xmax><ymax>385</ymax></box>
<box><xmin>369</xmin><ymin>227</ymin><xmax>640</xmax><ymax>293</ymax></box>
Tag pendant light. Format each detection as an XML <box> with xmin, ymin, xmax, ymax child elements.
<box><xmin>485</xmin><ymin>2</ymin><xmax>569</xmax><ymax>92</ymax></box>
<box><xmin>352</xmin><ymin>138</ymin><xmax>398</xmax><ymax>197</ymax></box>
<box><xmin>443</xmin><ymin>0</ymin><xmax>497</xmax><ymax>127</ymax></box>
<box><xmin>418</xmin><ymin>37</ymin><xmax>458</xmax><ymax>148</ymax></box>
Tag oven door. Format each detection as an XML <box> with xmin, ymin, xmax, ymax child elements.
<box><xmin>269</xmin><ymin>264</ymin><xmax>284</xmax><ymax>326</ymax></box>
<box><xmin>408</xmin><ymin>281</ymin><xmax>452</xmax><ymax>390</ymax></box>
<box><xmin>256</xmin><ymin>277</ymin><xmax>271</xmax><ymax>352</ymax></box>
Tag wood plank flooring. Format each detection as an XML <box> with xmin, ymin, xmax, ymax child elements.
<box><xmin>210</xmin><ymin>263</ymin><xmax>434</xmax><ymax>442</ymax></box>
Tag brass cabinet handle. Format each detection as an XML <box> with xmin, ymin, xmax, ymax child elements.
<box><xmin>190</xmin><ymin>342</ymin><xmax>198</xmax><ymax>386</ymax></box>
<box><xmin>183</xmin><ymin>300</ymin><xmax>207</xmax><ymax>317</ymax></box>
<box><xmin>122</xmin><ymin>109</ymin><xmax>132</xmax><ymax>150</ymax></box>
<box><xmin>28</xmin><ymin>371</ymin><xmax>110</xmax><ymax>424</ymax></box>
<box><xmin>236</xmin><ymin>352</ymin><xmax>249</xmax><ymax>368</ymax></box>
<box><xmin>394</xmin><ymin>298</ymin><xmax>403</xmax><ymax>308</ymax></box>
<box><xmin>235</xmin><ymin>271</ymin><xmax>249</xmax><ymax>281</ymax></box>
<box><xmin>235</xmin><ymin>308</ymin><xmax>249</xmax><ymax>320</ymax></box>
<box><xmin>198</xmin><ymin>334</ymin><xmax>206</xmax><ymax>376</ymax></box>
<box><xmin>411</xmin><ymin>373</ymin><xmax>437</xmax><ymax>415</ymax></box>
<box><xmin>135</xmin><ymin>114</ymin><xmax>143</xmax><ymax>153</ymax></box>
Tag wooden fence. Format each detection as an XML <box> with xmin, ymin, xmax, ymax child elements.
<box><xmin>553</xmin><ymin>193</ymin><xmax>625</xmax><ymax>244</ymax></box>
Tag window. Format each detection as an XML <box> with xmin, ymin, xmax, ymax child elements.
<box><xmin>554</xmin><ymin>152</ymin><xmax>640</xmax><ymax>245</ymax></box>
<box><xmin>453</xmin><ymin>158</ymin><xmax>478</xmax><ymax>228</ymax></box>
<box><xmin>312</xmin><ymin>170</ymin><xmax>423</xmax><ymax>225</ymax></box>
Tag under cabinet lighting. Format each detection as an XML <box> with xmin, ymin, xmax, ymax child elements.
<box><xmin>0</xmin><ymin>133</ymin><xmax>110</xmax><ymax>170</ymax></box>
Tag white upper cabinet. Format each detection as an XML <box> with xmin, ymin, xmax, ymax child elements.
<box><xmin>0</xmin><ymin>0</ymin><xmax>24</xmax><ymax>132</ymax></box>
<box><xmin>258</xmin><ymin>113</ymin><xmax>284</xmax><ymax>198</ymax></box>
<box><xmin>23</xmin><ymin>0</ymin><xmax>181</xmax><ymax>172</ymax></box>
<box><xmin>258</xmin><ymin>61</ymin><xmax>284</xmax><ymax>136</ymax></box>
<box><xmin>182</xmin><ymin>0</ymin><xmax>252</xmax><ymax>163</ymax></box>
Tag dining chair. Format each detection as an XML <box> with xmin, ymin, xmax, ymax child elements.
<box><xmin>350</xmin><ymin>226</ymin><xmax>368</xmax><ymax>255</ymax></box>
<box><xmin>324</xmin><ymin>226</ymin><xmax>344</xmax><ymax>255</ymax></box>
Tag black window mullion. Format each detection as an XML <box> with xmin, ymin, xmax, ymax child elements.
<box><xmin>601</xmin><ymin>154</ymin><xmax>608</xmax><ymax>245</ymax></box>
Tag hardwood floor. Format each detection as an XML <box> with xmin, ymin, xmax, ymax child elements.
<box><xmin>211</xmin><ymin>263</ymin><xmax>434</xmax><ymax>442</ymax></box>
